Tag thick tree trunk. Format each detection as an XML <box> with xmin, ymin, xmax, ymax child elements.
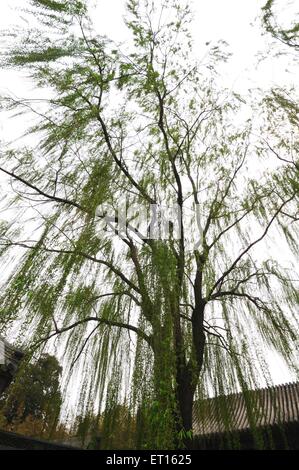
<box><xmin>150</xmin><ymin>286</ymin><xmax>206</xmax><ymax>448</ymax></box>
<box><xmin>175</xmin><ymin>366</ymin><xmax>197</xmax><ymax>450</ymax></box>
<box><xmin>177</xmin><ymin>368</ymin><xmax>194</xmax><ymax>431</ymax></box>
<box><xmin>176</xmin><ymin>300</ymin><xmax>206</xmax><ymax>448</ymax></box>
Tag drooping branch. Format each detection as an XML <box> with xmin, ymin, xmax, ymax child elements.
<box><xmin>0</xmin><ymin>163</ymin><xmax>152</xmax><ymax>245</ymax></box>
<box><xmin>263</xmin><ymin>138</ymin><xmax>299</xmax><ymax>169</ymax></box>
<box><xmin>88</xmin><ymin>291</ymin><xmax>141</xmax><ymax>307</ymax></box>
<box><xmin>34</xmin><ymin>315</ymin><xmax>152</xmax><ymax>348</ymax></box>
<box><xmin>208</xmin><ymin>194</ymin><xmax>297</xmax><ymax>296</ymax></box>
<box><xmin>0</xmin><ymin>165</ymin><xmax>85</xmax><ymax>212</ymax></box>
<box><xmin>1</xmin><ymin>240</ymin><xmax>141</xmax><ymax>294</ymax></box>
<box><xmin>262</xmin><ymin>0</ymin><xmax>299</xmax><ymax>50</ymax></box>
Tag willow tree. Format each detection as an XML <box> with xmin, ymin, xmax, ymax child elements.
<box><xmin>0</xmin><ymin>0</ymin><xmax>298</xmax><ymax>449</ymax></box>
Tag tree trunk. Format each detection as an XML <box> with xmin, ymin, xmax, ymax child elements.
<box><xmin>177</xmin><ymin>368</ymin><xmax>194</xmax><ymax>431</ymax></box>
<box><xmin>150</xmin><ymin>292</ymin><xmax>206</xmax><ymax>449</ymax></box>
<box><xmin>176</xmin><ymin>300</ymin><xmax>206</xmax><ymax>448</ymax></box>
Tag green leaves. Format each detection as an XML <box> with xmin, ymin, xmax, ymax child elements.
<box><xmin>0</xmin><ymin>0</ymin><xmax>298</xmax><ymax>451</ymax></box>
<box><xmin>80</xmin><ymin>159</ymin><xmax>113</xmax><ymax>211</ymax></box>
<box><xmin>262</xmin><ymin>0</ymin><xmax>299</xmax><ymax>49</ymax></box>
<box><xmin>30</xmin><ymin>0</ymin><xmax>87</xmax><ymax>16</ymax></box>
<box><xmin>30</xmin><ymin>0</ymin><xmax>72</xmax><ymax>13</ymax></box>
<box><xmin>11</xmin><ymin>46</ymin><xmax>75</xmax><ymax>66</ymax></box>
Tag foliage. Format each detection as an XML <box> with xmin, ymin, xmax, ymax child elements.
<box><xmin>0</xmin><ymin>0</ymin><xmax>298</xmax><ymax>449</ymax></box>
<box><xmin>262</xmin><ymin>0</ymin><xmax>299</xmax><ymax>50</ymax></box>
<box><xmin>260</xmin><ymin>0</ymin><xmax>299</xmax><ymax>223</ymax></box>
<box><xmin>0</xmin><ymin>354</ymin><xmax>62</xmax><ymax>438</ymax></box>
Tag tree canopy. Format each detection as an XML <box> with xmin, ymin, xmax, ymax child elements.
<box><xmin>0</xmin><ymin>0</ymin><xmax>298</xmax><ymax>449</ymax></box>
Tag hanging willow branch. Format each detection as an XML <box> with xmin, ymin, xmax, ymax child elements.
<box><xmin>0</xmin><ymin>0</ymin><xmax>298</xmax><ymax>450</ymax></box>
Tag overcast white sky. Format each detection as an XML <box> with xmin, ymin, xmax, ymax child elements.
<box><xmin>0</xmin><ymin>0</ymin><xmax>297</xmax><ymax>391</ymax></box>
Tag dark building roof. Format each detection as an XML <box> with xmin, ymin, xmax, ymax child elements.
<box><xmin>0</xmin><ymin>429</ymin><xmax>80</xmax><ymax>450</ymax></box>
<box><xmin>193</xmin><ymin>382</ymin><xmax>299</xmax><ymax>436</ymax></box>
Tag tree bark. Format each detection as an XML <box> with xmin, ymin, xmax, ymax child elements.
<box><xmin>176</xmin><ymin>299</ymin><xmax>206</xmax><ymax>448</ymax></box>
<box><xmin>177</xmin><ymin>367</ymin><xmax>194</xmax><ymax>431</ymax></box>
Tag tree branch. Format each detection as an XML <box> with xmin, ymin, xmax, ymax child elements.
<box><xmin>35</xmin><ymin>316</ymin><xmax>152</xmax><ymax>348</ymax></box>
<box><xmin>209</xmin><ymin>194</ymin><xmax>296</xmax><ymax>296</ymax></box>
